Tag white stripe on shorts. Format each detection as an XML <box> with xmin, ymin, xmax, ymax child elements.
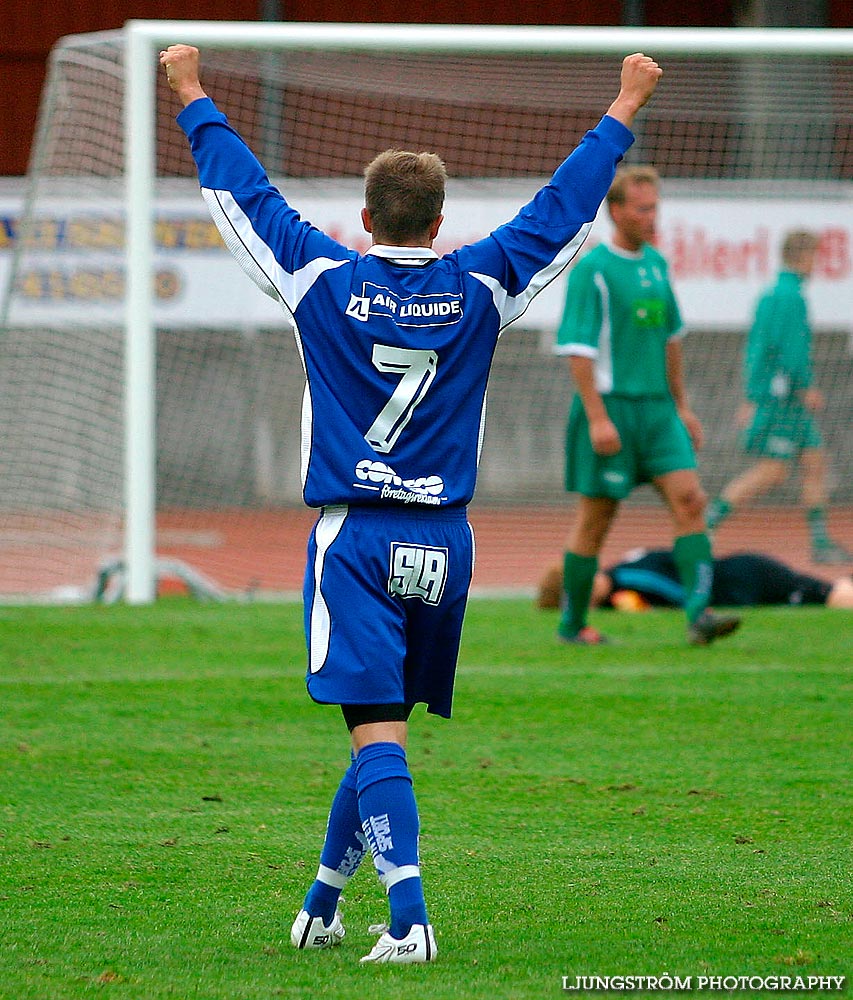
<box><xmin>309</xmin><ymin>505</ymin><xmax>348</xmax><ymax>675</ymax></box>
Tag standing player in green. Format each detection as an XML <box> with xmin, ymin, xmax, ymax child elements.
<box><xmin>706</xmin><ymin>230</ymin><xmax>851</xmax><ymax>565</ymax></box>
<box><xmin>555</xmin><ymin>165</ymin><xmax>740</xmax><ymax>646</ymax></box>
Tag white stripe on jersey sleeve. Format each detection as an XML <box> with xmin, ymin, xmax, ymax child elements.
<box><xmin>468</xmin><ymin>220</ymin><xmax>593</xmax><ymax>331</ymax></box>
<box><xmin>555</xmin><ymin>343</ymin><xmax>598</xmax><ymax>358</ymax></box>
<box><xmin>203</xmin><ymin>188</ymin><xmax>349</xmax><ymax>313</ymax></box>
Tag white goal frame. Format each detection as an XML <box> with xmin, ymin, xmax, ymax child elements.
<box><xmin>123</xmin><ymin>20</ymin><xmax>853</xmax><ymax>603</ymax></box>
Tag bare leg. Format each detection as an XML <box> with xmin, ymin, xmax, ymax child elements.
<box><xmin>799</xmin><ymin>448</ymin><xmax>827</xmax><ymax>509</ymax></box>
<box><xmin>722</xmin><ymin>458</ymin><xmax>789</xmax><ymax>508</ymax></box>
<box><xmin>653</xmin><ymin>467</ymin><xmax>707</xmax><ymax>536</ymax></box>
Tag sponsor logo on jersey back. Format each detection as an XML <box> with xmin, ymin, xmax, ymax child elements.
<box><xmin>346</xmin><ymin>282</ymin><xmax>462</xmax><ymax>327</ymax></box>
<box><xmin>354</xmin><ymin>459</ymin><xmax>446</xmax><ymax>505</ymax></box>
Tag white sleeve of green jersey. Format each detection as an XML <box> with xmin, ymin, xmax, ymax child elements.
<box><xmin>554</xmin><ymin>261</ymin><xmax>602</xmax><ymax>357</ymax></box>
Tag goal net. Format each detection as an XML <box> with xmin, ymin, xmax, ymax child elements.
<box><xmin>1</xmin><ymin>23</ymin><xmax>851</xmax><ymax>602</ymax></box>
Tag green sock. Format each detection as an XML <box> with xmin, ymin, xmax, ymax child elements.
<box><xmin>705</xmin><ymin>496</ymin><xmax>731</xmax><ymax>531</ymax></box>
<box><xmin>673</xmin><ymin>532</ymin><xmax>713</xmax><ymax>624</ymax></box>
<box><xmin>558</xmin><ymin>552</ymin><xmax>597</xmax><ymax>638</ymax></box>
<box><xmin>807</xmin><ymin>507</ymin><xmax>830</xmax><ymax>548</ymax></box>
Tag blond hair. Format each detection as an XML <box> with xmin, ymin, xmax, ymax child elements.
<box><xmin>781</xmin><ymin>230</ymin><xmax>818</xmax><ymax>269</ymax></box>
<box><xmin>606</xmin><ymin>164</ymin><xmax>660</xmax><ymax>209</ymax></box>
<box><xmin>364</xmin><ymin>149</ymin><xmax>447</xmax><ymax>243</ymax></box>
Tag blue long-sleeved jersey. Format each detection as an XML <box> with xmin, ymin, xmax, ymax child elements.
<box><xmin>178</xmin><ymin>98</ymin><xmax>633</xmax><ymax>509</ymax></box>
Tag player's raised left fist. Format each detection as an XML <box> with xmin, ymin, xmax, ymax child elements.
<box><xmin>620</xmin><ymin>52</ymin><xmax>663</xmax><ymax>107</ymax></box>
<box><xmin>159</xmin><ymin>45</ymin><xmax>207</xmax><ymax>106</ymax></box>
<box><xmin>605</xmin><ymin>52</ymin><xmax>662</xmax><ymax>128</ymax></box>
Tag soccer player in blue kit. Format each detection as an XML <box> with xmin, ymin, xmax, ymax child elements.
<box><xmin>161</xmin><ymin>43</ymin><xmax>662</xmax><ymax>964</ymax></box>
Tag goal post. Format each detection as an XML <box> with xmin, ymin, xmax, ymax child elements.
<box><xmin>123</xmin><ymin>21</ymin><xmax>853</xmax><ymax>602</ymax></box>
<box><xmin>1</xmin><ymin>22</ymin><xmax>851</xmax><ymax>603</ymax></box>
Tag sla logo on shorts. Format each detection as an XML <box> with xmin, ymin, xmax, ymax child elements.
<box><xmin>388</xmin><ymin>543</ymin><xmax>448</xmax><ymax>605</ymax></box>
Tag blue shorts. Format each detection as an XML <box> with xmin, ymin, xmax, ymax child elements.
<box><xmin>303</xmin><ymin>505</ymin><xmax>475</xmax><ymax>719</ymax></box>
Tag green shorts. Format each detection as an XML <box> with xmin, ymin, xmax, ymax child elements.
<box><xmin>741</xmin><ymin>401</ymin><xmax>823</xmax><ymax>459</ymax></box>
<box><xmin>564</xmin><ymin>394</ymin><xmax>697</xmax><ymax>500</ymax></box>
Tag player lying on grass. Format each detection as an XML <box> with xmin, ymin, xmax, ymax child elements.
<box><xmin>161</xmin><ymin>42</ymin><xmax>662</xmax><ymax>965</ymax></box>
<box><xmin>537</xmin><ymin>549</ymin><xmax>853</xmax><ymax>612</ymax></box>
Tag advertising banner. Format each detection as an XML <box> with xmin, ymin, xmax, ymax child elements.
<box><xmin>1</xmin><ymin>180</ymin><xmax>850</xmax><ymax>332</ymax></box>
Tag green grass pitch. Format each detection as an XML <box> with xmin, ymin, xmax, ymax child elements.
<box><xmin>1</xmin><ymin>599</ymin><xmax>851</xmax><ymax>999</ymax></box>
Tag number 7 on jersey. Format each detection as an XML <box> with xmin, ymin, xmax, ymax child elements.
<box><xmin>365</xmin><ymin>345</ymin><xmax>438</xmax><ymax>454</ymax></box>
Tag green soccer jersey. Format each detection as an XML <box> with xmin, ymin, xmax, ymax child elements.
<box><xmin>743</xmin><ymin>270</ymin><xmax>813</xmax><ymax>403</ymax></box>
<box><xmin>555</xmin><ymin>241</ymin><xmax>683</xmax><ymax>397</ymax></box>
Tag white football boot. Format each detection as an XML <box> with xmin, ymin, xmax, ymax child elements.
<box><xmin>290</xmin><ymin>909</ymin><xmax>345</xmax><ymax>949</ymax></box>
<box><xmin>359</xmin><ymin>923</ymin><xmax>437</xmax><ymax>964</ymax></box>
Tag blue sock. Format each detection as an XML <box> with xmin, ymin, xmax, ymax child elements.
<box><xmin>303</xmin><ymin>756</ymin><xmax>366</xmax><ymax>923</ymax></box>
<box><xmin>355</xmin><ymin>742</ymin><xmax>428</xmax><ymax>939</ymax></box>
